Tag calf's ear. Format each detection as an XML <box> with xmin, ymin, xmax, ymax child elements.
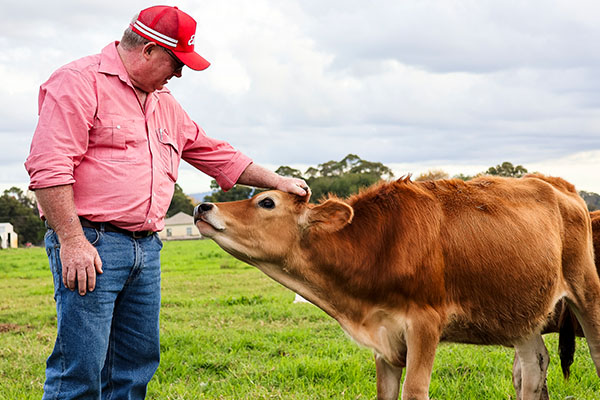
<box><xmin>306</xmin><ymin>199</ymin><xmax>354</xmax><ymax>233</ymax></box>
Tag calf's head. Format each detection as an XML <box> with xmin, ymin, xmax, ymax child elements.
<box><xmin>194</xmin><ymin>190</ymin><xmax>354</xmax><ymax>266</ymax></box>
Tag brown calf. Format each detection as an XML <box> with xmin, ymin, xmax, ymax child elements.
<box><xmin>194</xmin><ymin>175</ymin><xmax>600</xmax><ymax>400</ymax></box>
<box><xmin>512</xmin><ymin>210</ymin><xmax>600</xmax><ymax>399</ymax></box>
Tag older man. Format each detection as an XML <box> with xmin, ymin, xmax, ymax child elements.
<box><xmin>25</xmin><ymin>5</ymin><xmax>308</xmax><ymax>399</ymax></box>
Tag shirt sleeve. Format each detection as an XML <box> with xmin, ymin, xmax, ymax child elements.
<box><xmin>178</xmin><ymin>108</ymin><xmax>253</xmax><ymax>191</ymax></box>
<box><xmin>25</xmin><ymin>67</ymin><xmax>97</xmax><ymax>190</ymax></box>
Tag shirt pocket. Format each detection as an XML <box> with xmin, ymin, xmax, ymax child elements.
<box><xmin>157</xmin><ymin>128</ymin><xmax>180</xmax><ymax>181</ymax></box>
<box><xmin>89</xmin><ymin>116</ymin><xmax>140</xmax><ymax>163</ymax></box>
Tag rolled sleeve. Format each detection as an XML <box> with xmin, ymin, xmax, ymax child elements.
<box><xmin>180</xmin><ymin>118</ymin><xmax>252</xmax><ymax>192</ymax></box>
<box><xmin>25</xmin><ymin>68</ymin><xmax>97</xmax><ymax>190</ymax></box>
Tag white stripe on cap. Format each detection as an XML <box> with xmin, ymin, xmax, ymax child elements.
<box><xmin>133</xmin><ymin>20</ymin><xmax>178</xmax><ymax>48</ymax></box>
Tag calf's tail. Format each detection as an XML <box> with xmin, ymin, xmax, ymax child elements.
<box><xmin>558</xmin><ymin>306</ymin><xmax>577</xmax><ymax>380</ymax></box>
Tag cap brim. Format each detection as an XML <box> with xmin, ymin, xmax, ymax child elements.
<box><xmin>174</xmin><ymin>51</ymin><xmax>210</xmax><ymax>71</ymax></box>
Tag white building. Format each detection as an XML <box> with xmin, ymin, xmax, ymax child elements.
<box><xmin>158</xmin><ymin>212</ymin><xmax>201</xmax><ymax>241</ymax></box>
<box><xmin>0</xmin><ymin>222</ymin><xmax>18</xmax><ymax>249</ymax></box>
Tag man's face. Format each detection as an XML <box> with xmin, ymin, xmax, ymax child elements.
<box><xmin>136</xmin><ymin>43</ymin><xmax>184</xmax><ymax>92</ymax></box>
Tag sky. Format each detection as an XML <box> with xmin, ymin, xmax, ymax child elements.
<box><xmin>1</xmin><ymin>0</ymin><xmax>599</xmax><ymax>196</ymax></box>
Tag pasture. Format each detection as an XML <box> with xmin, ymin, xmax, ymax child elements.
<box><xmin>0</xmin><ymin>240</ymin><xmax>598</xmax><ymax>399</ymax></box>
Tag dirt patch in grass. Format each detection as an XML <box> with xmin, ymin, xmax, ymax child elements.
<box><xmin>0</xmin><ymin>323</ymin><xmax>22</xmax><ymax>333</ymax></box>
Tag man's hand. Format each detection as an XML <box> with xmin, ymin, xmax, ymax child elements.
<box><xmin>275</xmin><ymin>176</ymin><xmax>311</xmax><ymax>199</ymax></box>
<box><xmin>60</xmin><ymin>236</ymin><xmax>103</xmax><ymax>296</ymax></box>
<box><xmin>237</xmin><ymin>163</ymin><xmax>311</xmax><ymax>199</ymax></box>
<box><xmin>34</xmin><ymin>184</ymin><xmax>103</xmax><ymax>296</ymax></box>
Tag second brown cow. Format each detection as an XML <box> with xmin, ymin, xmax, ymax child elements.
<box><xmin>195</xmin><ymin>174</ymin><xmax>600</xmax><ymax>400</ymax></box>
<box><xmin>512</xmin><ymin>209</ymin><xmax>600</xmax><ymax>399</ymax></box>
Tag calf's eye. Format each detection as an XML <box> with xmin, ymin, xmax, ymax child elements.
<box><xmin>258</xmin><ymin>198</ymin><xmax>275</xmax><ymax>209</ymax></box>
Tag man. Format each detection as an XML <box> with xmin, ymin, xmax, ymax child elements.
<box><xmin>25</xmin><ymin>6</ymin><xmax>308</xmax><ymax>399</ymax></box>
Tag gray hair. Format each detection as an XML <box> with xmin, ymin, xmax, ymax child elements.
<box><xmin>120</xmin><ymin>13</ymin><xmax>149</xmax><ymax>50</ymax></box>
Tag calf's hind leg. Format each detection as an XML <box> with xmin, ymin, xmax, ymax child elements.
<box><xmin>514</xmin><ymin>334</ymin><xmax>549</xmax><ymax>400</ymax></box>
<box><xmin>566</xmin><ymin>257</ymin><xmax>600</xmax><ymax>376</ymax></box>
<box><xmin>568</xmin><ymin>297</ymin><xmax>600</xmax><ymax>376</ymax></box>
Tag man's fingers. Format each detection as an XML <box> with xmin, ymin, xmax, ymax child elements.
<box><xmin>77</xmin><ymin>265</ymin><xmax>88</xmax><ymax>296</ymax></box>
<box><xmin>95</xmin><ymin>253</ymin><xmax>103</xmax><ymax>274</ymax></box>
<box><xmin>302</xmin><ymin>185</ymin><xmax>311</xmax><ymax>197</ymax></box>
<box><xmin>86</xmin><ymin>263</ymin><xmax>96</xmax><ymax>293</ymax></box>
<box><xmin>62</xmin><ymin>268</ymin><xmax>69</xmax><ymax>289</ymax></box>
<box><xmin>58</xmin><ymin>241</ymin><xmax>101</xmax><ymax>295</ymax></box>
<box><xmin>65</xmin><ymin>266</ymin><xmax>77</xmax><ymax>291</ymax></box>
<box><xmin>296</xmin><ymin>182</ymin><xmax>311</xmax><ymax>199</ymax></box>
<box><xmin>87</xmin><ymin>252</ymin><xmax>103</xmax><ymax>293</ymax></box>
<box><xmin>292</xmin><ymin>180</ymin><xmax>309</xmax><ymax>196</ymax></box>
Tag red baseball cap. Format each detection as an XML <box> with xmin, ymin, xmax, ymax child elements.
<box><xmin>130</xmin><ymin>5</ymin><xmax>210</xmax><ymax>71</ymax></box>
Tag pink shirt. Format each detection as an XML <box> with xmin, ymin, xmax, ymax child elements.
<box><xmin>25</xmin><ymin>42</ymin><xmax>252</xmax><ymax>232</ymax></box>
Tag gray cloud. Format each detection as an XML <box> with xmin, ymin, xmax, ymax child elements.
<box><xmin>2</xmin><ymin>0</ymin><xmax>600</xmax><ymax>195</ymax></box>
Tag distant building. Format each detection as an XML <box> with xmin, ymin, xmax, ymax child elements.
<box><xmin>158</xmin><ymin>212</ymin><xmax>201</xmax><ymax>241</ymax></box>
<box><xmin>0</xmin><ymin>222</ymin><xmax>18</xmax><ymax>249</ymax></box>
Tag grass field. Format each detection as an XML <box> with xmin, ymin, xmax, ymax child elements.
<box><xmin>1</xmin><ymin>240</ymin><xmax>599</xmax><ymax>399</ymax></box>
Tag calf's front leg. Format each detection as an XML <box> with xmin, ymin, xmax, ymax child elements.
<box><xmin>401</xmin><ymin>316</ymin><xmax>441</xmax><ymax>400</ymax></box>
<box><xmin>513</xmin><ymin>352</ymin><xmax>550</xmax><ymax>400</ymax></box>
<box><xmin>375</xmin><ymin>354</ymin><xmax>404</xmax><ymax>400</ymax></box>
<box><xmin>514</xmin><ymin>334</ymin><xmax>549</xmax><ymax>400</ymax></box>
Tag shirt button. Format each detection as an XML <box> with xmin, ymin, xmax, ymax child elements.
<box><xmin>148</xmin><ymin>219</ymin><xmax>152</xmax><ymax>223</ymax></box>
<box><xmin>116</xmin><ymin>125</ymin><xmax>121</xmax><ymax>129</ymax></box>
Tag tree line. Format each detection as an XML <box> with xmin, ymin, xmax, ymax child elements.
<box><xmin>2</xmin><ymin>157</ymin><xmax>598</xmax><ymax>245</ymax></box>
<box><xmin>204</xmin><ymin>156</ymin><xmax>600</xmax><ymax>209</ymax></box>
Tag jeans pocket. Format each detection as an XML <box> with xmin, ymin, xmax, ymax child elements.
<box><xmin>153</xmin><ymin>233</ymin><xmax>164</xmax><ymax>250</ymax></box>
<box><xmin>82</xmin><ymin>227</ymin><xmax>102</xmax><ymax>246</ymax></box>
<box><xmin>45</xmin><ymin>231</ymin><xmax>62</xmax><ymax>298</ymax></box>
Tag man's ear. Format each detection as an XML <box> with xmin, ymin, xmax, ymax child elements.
<box><xmin>142</xmin><ymin>42</ymin><xmax>157</xmax><ymax>59</ymax></box>
<box><xmin>305</xmin><ymin>198</ymin><xmax>353</xmax><ymax>233</ymax></box>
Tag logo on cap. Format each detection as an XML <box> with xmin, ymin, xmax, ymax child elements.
<box><xmin>130</xmin><ymin>6</ymin><xmax>211</xmax><ymax>71</ymax></box>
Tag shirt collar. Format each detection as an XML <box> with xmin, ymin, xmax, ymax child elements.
<box><xmin>99</xmin><ymin>42</ymin><xmax>130</xmax><ymax>84</ymax></box>
<box><xmin>98</xmin><ymin>41</ymin><xmax>171</xmax><ymax>96</ymax></box>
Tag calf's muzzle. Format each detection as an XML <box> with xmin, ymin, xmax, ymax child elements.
<box><xmin>194</xmin><ymin>202</ymin><xmax>214</xmax><ymax>223</ymax></box>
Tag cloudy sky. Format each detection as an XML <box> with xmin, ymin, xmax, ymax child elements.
<box><xmin>2</xmin><ymin>0</ymin><xmax>599</xmax><ymax>196</ymax></box>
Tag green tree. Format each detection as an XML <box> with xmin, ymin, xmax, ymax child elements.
<box><xmin>313</xmin><ymin>154</ymin><xmax>394</xmax><ymax>180</ymax></box>
<box><xmin>166</xmin><ymin>184</ymin><xmax>195</xmax><ymax>217</ymax></box>
<box><xmin>318</xmin><ymin>160</ymin><xmax>345</xmax><ymax>177</ymax></box>
<box><xmin>453</xmin><ymin>173</ymin><xmax>475</xmax><ymax>181</ymax></box>
<box><xmin>275</xmin><ymin>166</ymin><xmax>303</xmax><ymax>179</ymax></box>
<box><xmin>203</xmin><ymin>154</ymin><xmax>395</xmax><ymax>203</ymax></box>
<box><xmin>308</xmin><ymin>173</ymin><xmax>382</xmax><ymax>200</ymax></box>
<box><xmin>486</xmin><ymin>162</ymin><xmax>528</xmax><ymax>178</ymax></box>
<box><xmin>0</xmin><ymin>187</ymin><xmax>45</xmax><ymax>245</ymax></box>
<box><xmin>203</xmin><ymin>180</ymin><xmax>257</xmax><ymax>202</ymax></box>
<box><xmin>304</xmin><ymin>167</ymin><xmax>320</xmax><ymax>179</ymax></box>
<box><xmin>580</xmin><ymin>191</ymin><xmax>600</xmax><ymax>211</ymax></box>
<box><xmin>415</xmin><ymin>169</ymin><xmax>450</xmax><ymax>182</ymax></box>
<box><xmin>306</xmin><ymin>154</ymin><xmax>394</xmax><ymax>201</ymax></box>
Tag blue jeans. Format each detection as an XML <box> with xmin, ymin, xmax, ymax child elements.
<box><xmin>43</xmin><ymin>227</ymin><xmax>163</xmax><ymax>400</ymax></box>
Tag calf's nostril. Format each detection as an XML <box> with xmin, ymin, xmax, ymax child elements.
<box><xmin>199</xmin><ymin>203</ymin><xmax>214</xmax><ymax>212</ymax></box>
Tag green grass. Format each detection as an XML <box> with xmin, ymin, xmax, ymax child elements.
<box><xmin>1</xmin><ymin>240</ymin><xmax>599</xmax><ymax>399</ymax></box>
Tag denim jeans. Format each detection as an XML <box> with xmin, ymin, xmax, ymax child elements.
<box><xmin>43</xmin><ymin>226</ymin><xmax>163</xmax><ymax>400</ymax></box>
